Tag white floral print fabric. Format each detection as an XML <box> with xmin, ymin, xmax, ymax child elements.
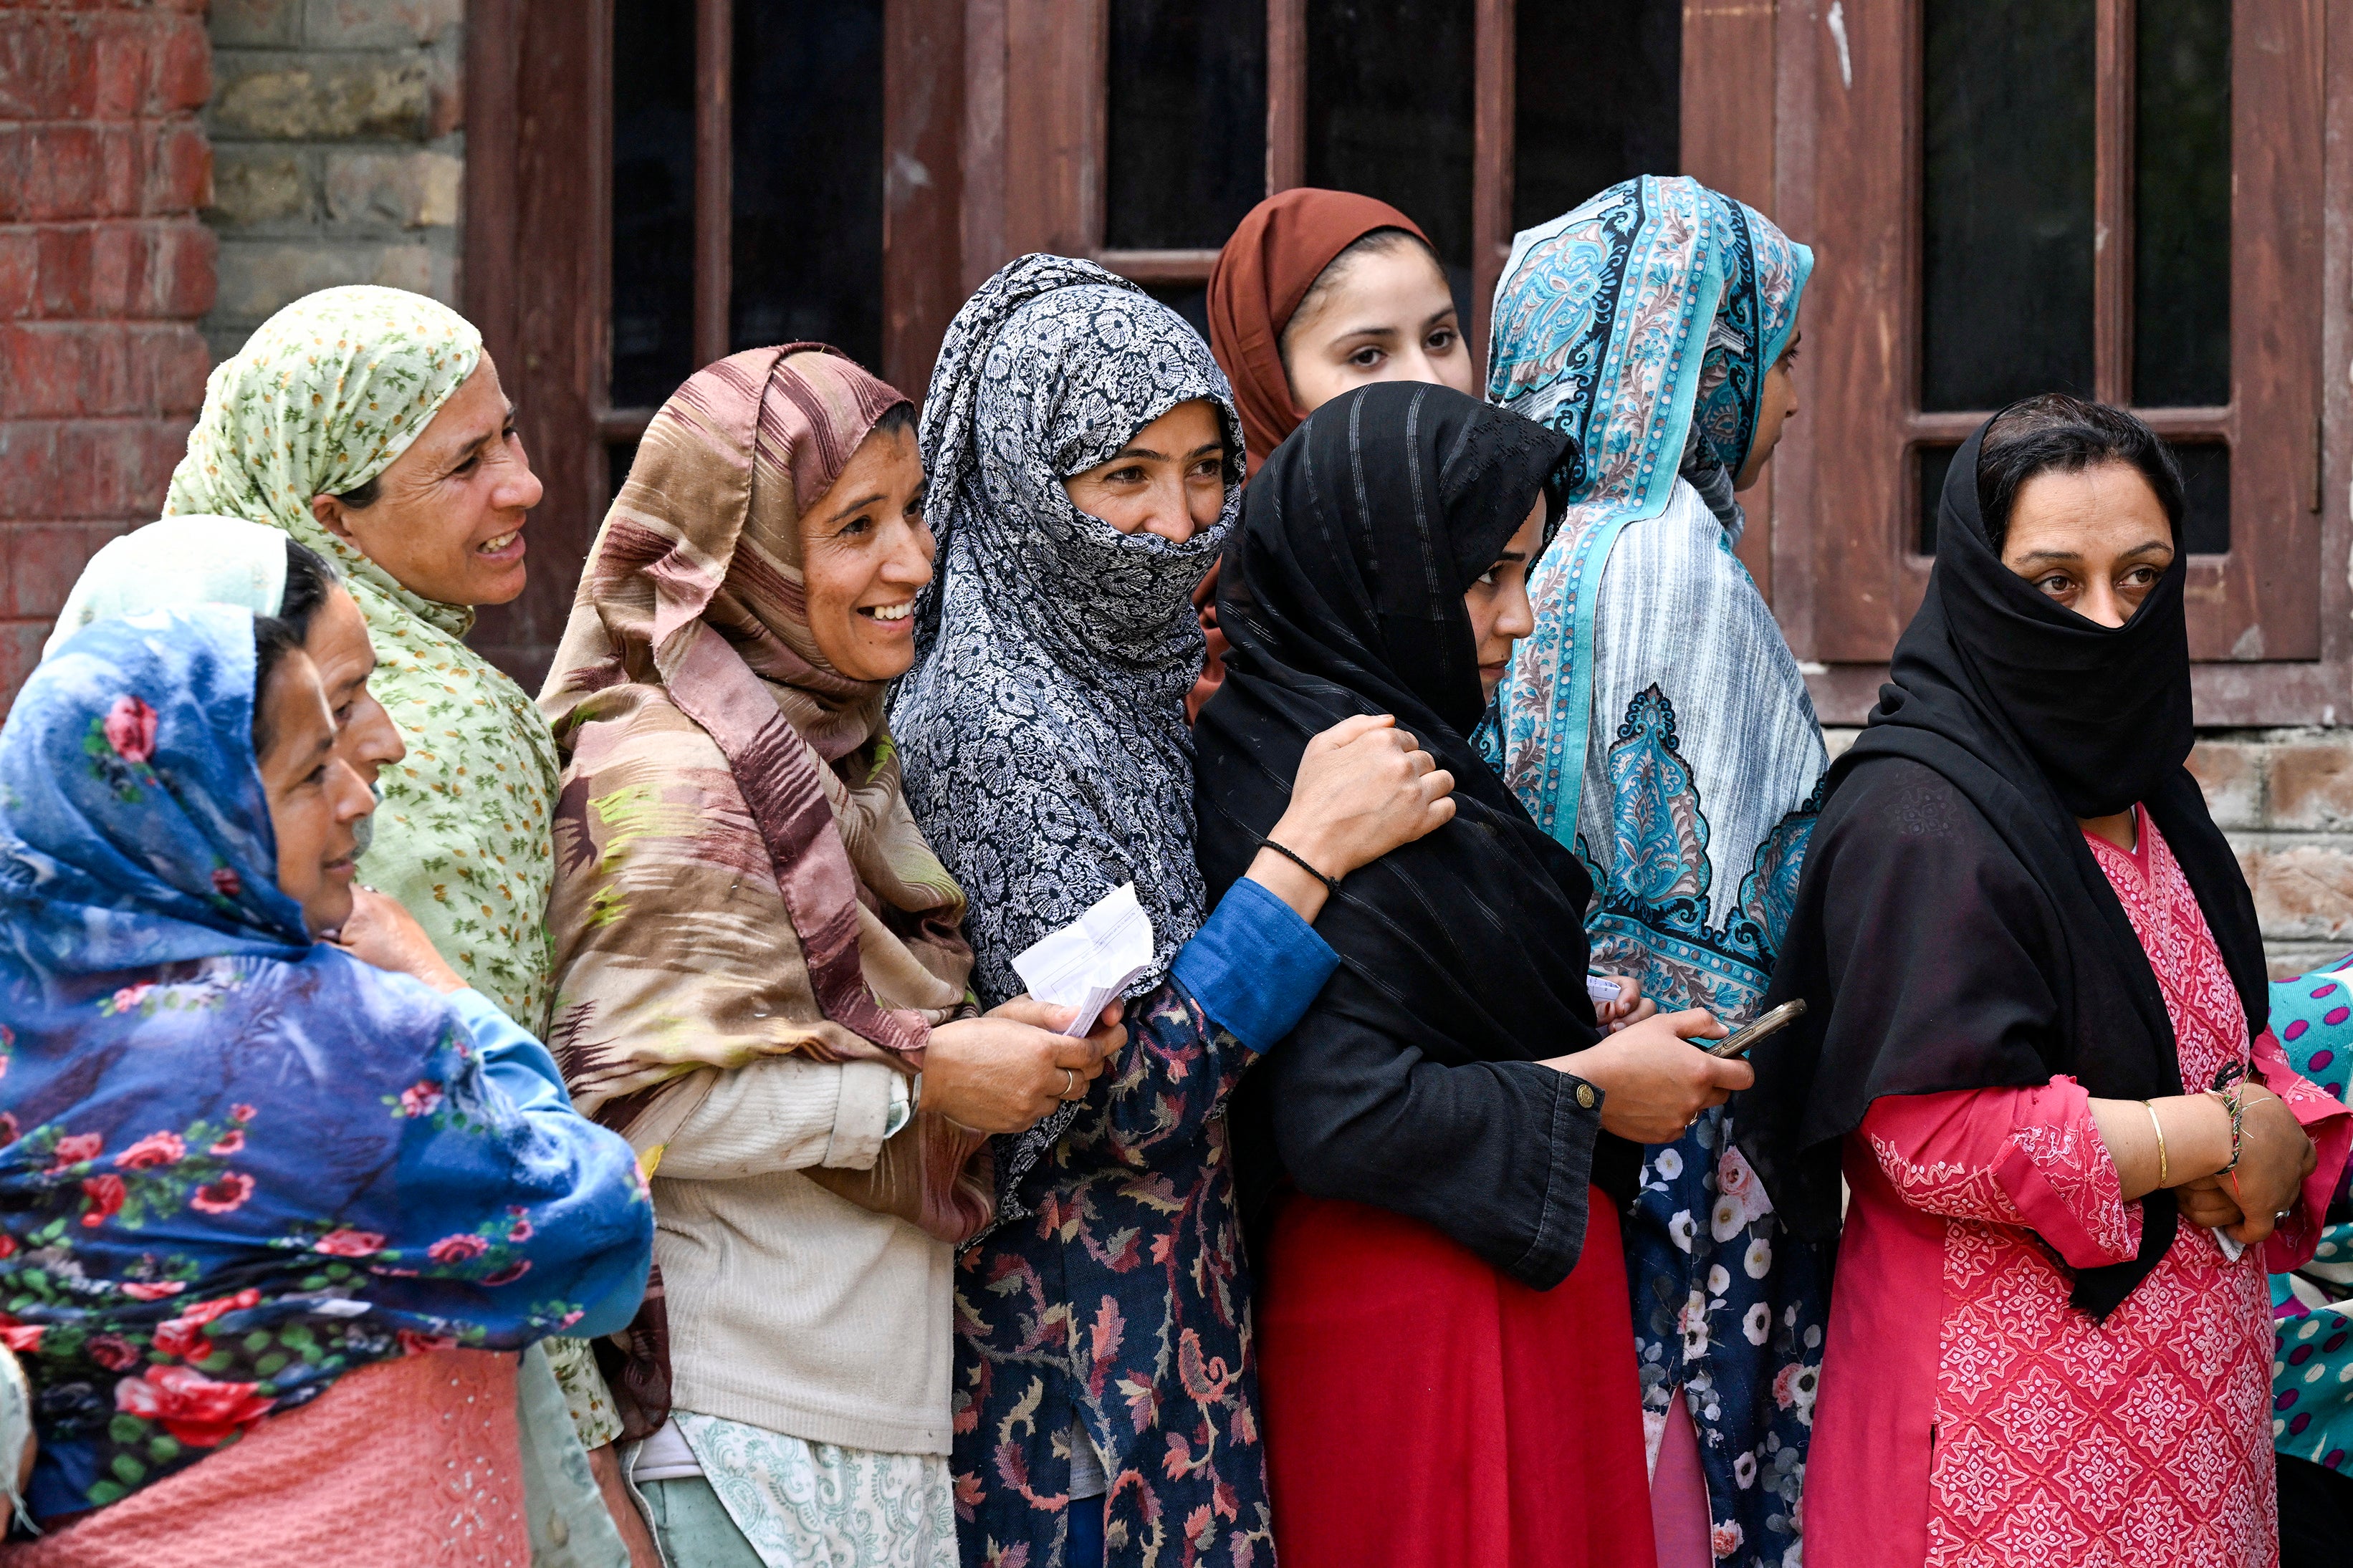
<box><xmin>672</xmin><ymin>1412</ymin><xmax>957</xmax><ymax>1568</ymax></box>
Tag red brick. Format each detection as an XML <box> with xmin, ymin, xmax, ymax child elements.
<box><xmin>0</xmin><ymin>324</ymin><xmax>82</xmax><ymax>418</ymax></box>
<box><xmin>52</xmin><ymin>419</ymin><xmax>183</xmax><ymax>519</ymax></box>
<box><xmin>3</xmin><ymin>521</ymin><xmax>110</xmax><ymax>619</ymax></box>
<box><xmin>90</xmin><ymin>20</ymin><xmax>148</xmax><ymax>120</ymax></box>
<box><xmin>35</xmin><ymin>224</ymin><xmax>96</xmax><ymax>316</ymax></box>
<box><xmin>0</xmin><ymin>229</ymin><xmax>33</xmax><ymax>319</ymax></box>
<box><xmin>140</xmin><ymin>323</ymin><xmax>211</xmax><ymax>415</ymax></box>
<box><xmin>0</xmin><ymin>423</ymin><xmax>60</xmax><ymax>520</ymax></box>
<box><xmin>149</xmin><ymin>14</ymin><xmax>209</xmax><ymax>114</ymax></box>
<box><xmin>0</xmin><ymin>620</ymin><xmax>47</xmax><ymax>710</ymax></box>
<box><xmin>140</xmin><ymin>120</ymin><xmax>209</xmax><ymax>216</ymax></box>
<box><xmin>138</xmin><ymin>220</ymin><xmax>214</xmax><ymax>319</ymax></box>
<box><xmin>0</xmin><ymin>16</ymin><xmax>89</xmax><ymax>120</ymax></box>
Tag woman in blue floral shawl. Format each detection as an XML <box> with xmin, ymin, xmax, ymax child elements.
<box><xmin>0</xmin><ymin>607</ymin><xmax>651</xmax><ymax>1558</ymax></box>
<box><xmin>1485</xmin><ymin>175</ymin><xmax>1828</xmax><ymax>1567</ymax></box>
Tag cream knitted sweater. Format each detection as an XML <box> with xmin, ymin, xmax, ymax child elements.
<box><xmin>651</xmin><ymin>1057</ymin><xmax>952</xmax><ymax>1456</ymax></box>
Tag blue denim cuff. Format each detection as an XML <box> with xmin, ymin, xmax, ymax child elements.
<box><xmin>1171</xmin><ymin>876</ymin><xmax>1341</xmax><ymax>1054</ymax></box>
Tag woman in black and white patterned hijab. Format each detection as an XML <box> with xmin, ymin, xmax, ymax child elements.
<box><xmin>895</xmin><ymin>253</ymin><xmax>1460</xmax><ymax>1568</ymax></box>
<box><xmin>895</xmin><ymin>254</ymin><xmax>1242</xmax><ymax>1007</ymax></box>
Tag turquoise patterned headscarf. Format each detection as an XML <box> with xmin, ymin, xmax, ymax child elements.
<box><xmin>163</xmin><ymin>286</ymin><xmax>559</xmax><ymax>1028</ymax></box>
<box><xmin>1487</xmin><ymin>175</ymin><xmax>1811</xmax><ymax>850</ymax></box>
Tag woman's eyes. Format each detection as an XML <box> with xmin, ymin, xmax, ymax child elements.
<box><xmin>838</xmin><ymin>514</ymin><xmax>873</xmax><ymax>538</ymax></box>
<box><xmin>1105</xmin><ymin>465</ymin><xmax>1149</xmax><ymax>485</ymax></box>
<box><xmin>1348</xmin><ymin>346</ymin><xmax>1386</xmax><ymax>369</ymax></box>
<box><xmin>2035</xmin><ymin>574</ymin><xmax>2076</xmax><ymax>597</ymax></box>
<box><xmin>1427</xmin><ymin>329</ymin><xmax>1458</xmax><ymax>352</ymax></box>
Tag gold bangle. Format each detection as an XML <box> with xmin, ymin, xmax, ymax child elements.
<box><xmin>2142</xmin><ymin>1100</ymin><xmax>2169</xmax><ymax>1188</ymax></box>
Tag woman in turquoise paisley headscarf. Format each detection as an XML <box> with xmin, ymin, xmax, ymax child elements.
<box><xmin>1485</xmin><ymin>174</ymin><xmax>1827</xmax><ymax>1568</ymax></box>
<box><xmin>2268</xmin><ymin>960</ymin><xmax>2353</xmax><ymax>1567</ymax></box>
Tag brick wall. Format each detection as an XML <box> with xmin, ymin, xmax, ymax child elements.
<box><xmin>0</xmin><ymin>0</ymin><xmax>217</xmax><ymax>701</ymax></box>
<box><xmin>201</xmin><ymin>0</ymin><xmax>463</xmax><ymax>362</ymax></box>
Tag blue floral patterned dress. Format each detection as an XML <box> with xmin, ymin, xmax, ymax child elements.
<box><xmin>2271</xmin><ymin>965</ymin><xmax>2353</xmax><ymax>1477</ymax></box>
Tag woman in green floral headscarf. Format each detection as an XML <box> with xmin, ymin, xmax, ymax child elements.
<box><xmin>163</xmin><ymin>287</ymin><xmax>656</xmax><ymax>1566</ymax></box>
<box><xmin>164</xmin><ymin>284</ymin><xmax>557</xmax><ymax>1029</ymax></box>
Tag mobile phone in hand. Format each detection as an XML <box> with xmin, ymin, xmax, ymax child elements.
<box><xmin>1707</xmin><ymin>999</ymin><xmax>1806</xmax><ymax>1059</ymax></box>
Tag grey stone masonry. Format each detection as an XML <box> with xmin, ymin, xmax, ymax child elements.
<box><xmin>199</xmin><ymin>0</ymin><xmax>463</xmax><ymax>362</ymax></box>
<box><xmin>1828</xmin><ymin>726</ymin><xmax>2353</xmax><ymax>978</ymax></box>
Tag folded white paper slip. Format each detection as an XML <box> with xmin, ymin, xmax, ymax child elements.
<box><xmin>1586</xmin><ymin>975</ymin><xmax>1625</xmax><ymax>1005</ymax></box>
<box><xmin>1011</xmin><ymin>882</ymin><xmax>1156</xmax><ymax>1039</ymax></box>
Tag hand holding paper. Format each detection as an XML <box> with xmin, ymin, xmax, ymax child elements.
<box><xmin>1012</xmin><ymin>883</ymin><xmax>1156</xmax><ymax>1039</ymax></box>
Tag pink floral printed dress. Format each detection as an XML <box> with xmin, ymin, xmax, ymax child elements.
<box><xmin>1803</xmin><ymin>807</ymin><xmax>2352</xmax><ymax>1567</ymax></box>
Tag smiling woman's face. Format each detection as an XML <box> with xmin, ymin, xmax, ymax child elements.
<box><xmin>1061</xmin><ymin>400</ymin><xmax>1228</xmax><ymax>544</ymax></box>
<box><xmin>800</xmin><ymin>419</ymin><xmax>935</xmax><ymax>682</ymax></box>
<box><xmin>1998</xmin><ymin>461</ymin><xmax>2175</xmax><ymax>628</ymax></box>
<box><xmin>309</xmin><ymin>355</ymin><xmax>544</xmax><ymax>608</ymax></box>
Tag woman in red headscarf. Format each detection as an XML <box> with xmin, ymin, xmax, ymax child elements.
<box><xmin>1193</xmin><ymin>190</ymin><xmax>1477</xmax><ymax>720</ymax></box>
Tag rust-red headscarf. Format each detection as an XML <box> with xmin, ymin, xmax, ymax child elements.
<box><xmin>1193</xmin><ymin>190</ymin><xmax>1429</xmax><ymax>720</ymax></box>
<box><xmin>1205</xmin><ymin>188</ymin><xmax>1431</xmax><ymax>474</ymax></box>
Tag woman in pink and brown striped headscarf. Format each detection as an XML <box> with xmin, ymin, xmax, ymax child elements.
<box><xmin>539</xmin><ymin>345</ymin><xmax>1122</xmax><ymax>1567</ymax></box>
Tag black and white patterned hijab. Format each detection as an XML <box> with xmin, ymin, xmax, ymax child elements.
<box><xmin>891</xmin><ymin>254</ymin><xmax>1245</xmax><ymax>1009</ymax></box>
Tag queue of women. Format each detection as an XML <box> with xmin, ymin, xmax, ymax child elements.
<box><xmin>0</xmin><ymin>171</ymin><xmax>2347</xmax><ymax>1568</ymax></box>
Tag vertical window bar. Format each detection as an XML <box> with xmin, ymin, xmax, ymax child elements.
<box><xmin>695</xmin><ymin>0</ymin><xmax>734</xmax><ymax>367</ymax></box>
<box><xmin>1267</xmin><ymin>0</ymin><xmax>1306</xmax><ymax>193</ymax></box>
<box><xmin>2093</xmin><ymin>0</ymin><xmax>2136</xmax><ymax>403</ymax></box>
<box><xmin>1471</xmin><ymin>0</ymin><xmax>1514</xmax><ymax>375</ymax></box>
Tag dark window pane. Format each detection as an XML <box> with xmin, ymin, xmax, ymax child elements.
<box><xmin>731</xmin><ymin>0</ymin><xmax>884</xmax><ymax>370</ymax></box>
<box><xmin>1306</xmin><ymin>0</ymin><xmax>1474</xmax><ymax>292</ymax></box>
<box><xmin>2171</xmin><ymin>441</ymin><xmax>2230</xmax><ymax>553</ymax></box>
<box><xmin>608</xmin><ymin>441</ymin><xmax>641</xmax><ymax>513</ymax></box>
<box><xmin>1106</xmin><ymin>0</ymin><xmax>1267</xmax><ymax>250</ymax></box>
<box><xmin>1921</xmin><ymin>0</ymin><xmax>2095</xmax><ymax>411</ymax></box>
<box><xmin>1918</xmin><ymin>444</ymin><xmax>1960</xmax><ymax>555</ymax></box>
<box><xmin>610</xmin><ymin>1</ymin><xmax>697</xmax><ymax>408</ymax></box>
<box><xmin>2134</xmin><ymin>0</ymin><xmax>2230</xmax><ymax>408</ymax></box>
<box><xmin>1512</xmin><ymin>0</ymin><xmax>1679</xmax><ymax>229</ymax></box>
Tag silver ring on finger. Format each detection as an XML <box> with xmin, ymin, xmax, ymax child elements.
<box><xmin>1062</xmin><ymin>1067</ymin><xmax>1080</xmax><ymax>1100</ymax></box>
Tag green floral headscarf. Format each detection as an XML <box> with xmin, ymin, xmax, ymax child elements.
<box><xmin>164</xmin><ymin>285</ymin><xmax>559</xmax><ymax>1028</ymax></box>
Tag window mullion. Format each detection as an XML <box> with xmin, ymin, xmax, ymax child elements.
<box><xmin>1268</xmin><ymin>0</ymin><xmax>1306</xmax><ymax>193</ymax></box>
<box><xmin>2094</xmin><ymin>0</ymin><xmax>2136</xmax><ymax>404</ymax></box>
<box><xmin>1471</xmin><ymin>0</ymin><xmax>1515</xmax><ymax>377</ymax></box>
<box><xmin>694</xmin><ymin>0</ymin><xmax>735</xmax><ymax>367</ymax></box>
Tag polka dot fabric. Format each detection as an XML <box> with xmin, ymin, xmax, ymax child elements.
<box><xmin>2271</xmin><ymin>962</ymin><xmax>2353</xmax><ymax>1477</ymax></box>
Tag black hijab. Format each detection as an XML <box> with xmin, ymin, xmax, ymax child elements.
<box><xmin>1737</xmin><ymin>413</ymin><xmax>2267</xmax><ymax>1317</ymax></box>
<box><xmin>1195</xmin><ymin>383</ymin><xmax>1612</xmax><ymax>1289</ymax></box>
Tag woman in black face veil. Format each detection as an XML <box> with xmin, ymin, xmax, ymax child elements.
<box><xmin>1195</xmin><ymin>382</ymin><xmax>1750</xmax><ymax>1568</ymax></box>
<box><xmin>1738</xmin><ymin>394</ymin><xmax>2349</xmax><ymax>1567</ymax></box>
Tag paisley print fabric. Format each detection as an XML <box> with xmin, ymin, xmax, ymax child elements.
<box><xmin>952</xmin><ymin>983</ymin><xmax>1270</xmax><ymax>1568</ymax></box>
<box><xmin>0</xmin><ymin>610</ymin><xmax>651</xmax><ymax>1515</ymax></box>
<box><xmin>2269</xmin><ymin>965</ymin><xmax>2353</xmax><ymax>1477</ymax></box>
<box><xmin>1483</xmin><ymin>175</ymin><xmax>1826</xmax><ymax>1563</ymax></box>
<box><xmin>163</xmin><ymin>284</ymin><xmax>560</xmax><ymax>1029</ymax></box>
<box><xmin>665</xmin><ymin>1413</ymin><xmax>958</xmax><ymax>1568</ymax></box>
<box><xmin>891</xmin><ymin>254</ymin><xmax>1245</xmax><ymax>1012</ymax></box>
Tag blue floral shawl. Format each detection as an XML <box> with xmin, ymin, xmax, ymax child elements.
<box><xmin>1485</xmin><ymin>176</ymin><xmax>1828</xmax><ymax>1567</ymax></box>
<box><xmin>0</xmin><ymin>610</ymin><xmax>650</xmax><ymax>1514</ymax></box>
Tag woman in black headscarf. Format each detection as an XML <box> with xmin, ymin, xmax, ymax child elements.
<box><xmin>1195</xmin><ymin>382</ymin><xmax>1750</xmax><ymax>1568</ymax></box>
<box><xmin>1738</xmin><ymin>395</ymin><xmax>2350</xmax><ymax>1567</ymax></box>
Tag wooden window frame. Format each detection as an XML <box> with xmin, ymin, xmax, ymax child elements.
<box><xmin>1774</xmin><ymin>0</ymin><xmax>2339</xmax><ymax>725</ymax></box>
<box><xmin>461</xmin><ymin>0</ymin><xmax>966</xmax><ymax>686</ymax></box>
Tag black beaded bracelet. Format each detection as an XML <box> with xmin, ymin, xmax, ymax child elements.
<box><xmin>1258</xmin><ymin>836</ymin><xmax>1341</xmax><ymax>895</ymax></box>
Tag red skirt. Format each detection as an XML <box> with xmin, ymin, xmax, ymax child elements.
<box><xmin>1257</xmin><ymin>1191</ymin><xmax>1656</xmax><ymax>1568</ymax></box>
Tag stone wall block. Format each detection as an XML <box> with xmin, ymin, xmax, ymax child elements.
<box><xmin>209</xmin><ymin>54</ymin><xmax>431</xmax><ymax>143</ymax></box>
<box><xmin>323</xmin><ymin>149</ymin><xmax>459</xmax><ymax>228</ymax></box>
<box><xmin>2268</xmin><ymin>742</ymin><xmax>2353</xmax><ymax>832</ymax></box>
<box><xmin>207</xmin><ymin>0</ymin><xmax>302</xmax><ymax>49</ymax></box>
<box><xmin>209</xmin><ymin>146</ymin><xmax>310</xmax><ymax>228</ymax></box>
<box><xmin>2188</xmin><ymin>739</ymin><xmax>2266</xmax><ymax>830</ymax></box>
<box><xmin>304</xmin><ymin>0</ymin><xmax>462</xmax><ymax>50</ymax></box>
<box><xmin>2244</xmin><ymin>844</ymin><xmax>2353</xmax><ymax>943</ymax></box>
<box><xmin>209</xmin><ymin>237</ymin><xmax>428</xmax><ymax>326</ymax></box>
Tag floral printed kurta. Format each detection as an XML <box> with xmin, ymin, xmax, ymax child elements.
<box><xmin>954</xmin><ymin>981</ymin><xmax>1267</xmax><ymax>1568</ymax></box>
<box><xmin>1803</xmin><ymin>809</ymin><xmax>2352</xmax><ymax>1567</ymax></box>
